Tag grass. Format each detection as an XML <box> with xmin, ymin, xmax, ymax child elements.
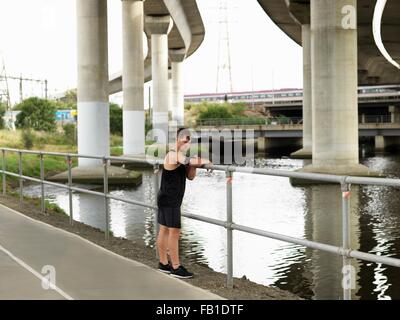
<box><xmin>0</xmin><ymin>130</ymin><xmax>23</xmax><ymax>148</ymax></box>
<box><xmin>5</xmin><ymin>190</ymin><xmax>115</xmax><ymax>237</ymax></box>
<box><xmin>5</xmin><ymin>190</ymin><xmax>68</xmax><ymax>217</ymax></box>
<box><xmin>0</xmin><ymin>153</ymin><xmax>74</xmax><ymax>179</ymax></box>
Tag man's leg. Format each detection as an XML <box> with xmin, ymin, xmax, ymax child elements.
<box><xmin>157</xmin><ymin>225</ymin><xmax>169</xmax><ymax>265</ymax></box>
<box><xmin>168</xmin><ymin>228</ymin><xmax>181</xmax><ymax>269</ymax></box>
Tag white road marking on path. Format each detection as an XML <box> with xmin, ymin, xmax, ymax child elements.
<box><xmin>0</xmin><ymin>243</ymin><xmax>74</xmax><ymax>300</ymax></box>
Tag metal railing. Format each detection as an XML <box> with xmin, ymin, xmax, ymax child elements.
<box><xmin>360</xmin><ymin>114</ymin><xmax>392</xmax><ymax>124</ymax></box>
<box><xmin>194</xmin><ymin>115</ymin><xmax>395</xmax><ymax>127</ymax></box>
<box><xmin>1</xmin><ymin>147</ymin><xmax>400</xmax><ymax>300</ymax></box>
<box><xmin>193</xmin><ymin>117</ymin><xmax>303</xmax><ymax>127</ymax></box>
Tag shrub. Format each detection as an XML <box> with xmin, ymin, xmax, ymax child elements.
<box><xmin>231</xmin><ymin>103</ymin><xmax>246</xmax><ymax>116</ymax></box>
<box><xmin>21</xmin><ymin>129</ymin><xmax>35</xmax><ymax>150</ymax></box>
<box><xmin>63</xmin><ymin>123</ymin><xmax>76</xmax><ymax>145</ymax></box>
<box><xmin>198</xmin><ymin>104</ymin><xmax>233</xmax><ymax>120</ymax></box>
<box><xmin>15</xmin><ymin>97</ymin><xmax>57</xmax><ymax>132</ymax></box>
<box><xmin>109</xmin><ymin>103</ymin><xmax>122</xmax><ymax>135</ymax></box>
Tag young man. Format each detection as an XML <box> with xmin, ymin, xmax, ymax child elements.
<box><xmin>156</xmin><ymin>128</ymin><xmax>211</xmax><ymax>279</ymax></box>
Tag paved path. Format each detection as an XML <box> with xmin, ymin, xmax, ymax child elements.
<box><xmin>0</xmin><ymin>204</ymin><xmax>221</xmax><ymax>300</ymax></box>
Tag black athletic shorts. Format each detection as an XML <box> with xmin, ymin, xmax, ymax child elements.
<box><xmin>158</xmin><ymin>206</ymin><xmax>181</xmax><ymax>229</ymax></box>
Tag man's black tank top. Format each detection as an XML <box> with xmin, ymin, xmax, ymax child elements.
<box><xmin>157</xmin><ymin>163</ymin><xmax>187</xmax><ymax>208</ymax></box>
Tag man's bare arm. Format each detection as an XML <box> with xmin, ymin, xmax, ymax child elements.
<box><xmin>186</xmin><ymin>156</ymin><xmax>212</xmax><ymax>180</ymax></box>
<box><xmin>186</xmin><ymin>165</ymin><xmax>196</xmax><ymax>180</ymax></box>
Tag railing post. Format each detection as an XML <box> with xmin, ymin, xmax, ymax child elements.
<box><xmin>18</xmin><ymin>151</ymin><xmax>23</xmax><ymax>205</ymax></box>
<box><xmin>67</xmin><ymin>155</ymin><xmax>73</xmax><ymax>225</ymax></box>
<box><xmin>341</xmin><ymin>181</ymin><xmax>352</xmax><ymax>300</ymax></box>
<box><xmin>153</xmin><ymin>164</ymin><xmax>160</xmax><ymax>259</ymax></box>
<box><xmin>103</xmin><ymin>157</ymin><xmax>110</xmax><ymax>240</ymax></box>
<box><xmin>226</xmin><ymin>169</ymin><xmax>233</xmax><ymax>289</ymax></box>
<box><xmin>40</xmin><ymin>153</ymin><xmax>45</xmax><ymax>214</ymax></box>
<box><xmin>2</xmin><ymin>149</ymin><xmax>6</xmax><ymax>195</ymax></box>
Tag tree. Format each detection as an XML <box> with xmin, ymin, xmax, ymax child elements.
<box><xmin>109</xmin><ymin>103</ymin><xmax>122</xmax><ymax>135</ymax></box>
<box><xmin>15</xmin><ymin>97</ymin><xmax>57</xmax><ymax>132</ymax></box>
<box><xmin>54</xmin><ymin>89</ymin><xmax>77</xmax><ymax>111</ymax></box>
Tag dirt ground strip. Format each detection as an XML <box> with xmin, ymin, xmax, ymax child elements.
<box><xmin>0</xmin><ymin>195</ymin><xmax>302</xmax><ymax>300</ymax></box>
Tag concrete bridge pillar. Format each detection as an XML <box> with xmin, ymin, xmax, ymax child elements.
<box><xmin>76</xmin><ymin>0</ymin><xmax>110</xmax><ymax>166</ymax></box>
<box><xmin>169</xmin><ymin>49</ymin><xmax>186</xmax><ymax>127</ymax></box>
<box><xmin>291</xmin><ymin>24</ymin><xmax>312</xmax><ymax>159</ymax></box>
<box><xmin>301</xmin><ymin>0</ymin><xmax>370</xmax><ymax>176</ymax></box>
<box><xmin>257</xmin><ymin>137</ymin><xmax>268</xmax><ymax>152</ymax></box>
<box><xmin>146</xmin><ymin>15</ymin><xmax>173</xmax><ymax>145</ymax></box>
<box><xmin>375</xmin><ymin>136</ymin><xmax>385</xmax><ymax>152</ymax></box>
<box><xmin>122</xmin><ymin>0</ymin><xmax>145</xmax><ymax>156</ymax></box>
<box><xmin>389</xmin><ymin>106</ymin><xmax>400</xmax><ymax>123</ymax></box>
<box><xmin>377</xmin><ymin>136</ymin><xmax>400</xmax><ymax>152</ymax></box>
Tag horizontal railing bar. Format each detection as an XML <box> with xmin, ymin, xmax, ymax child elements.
<box><xmin>209</xmin><ymin>165</ymin><xmax>345</xmax><ymax>183</ymax></box>
<box><xmin>43</xmin><ymin>180</ymin><xmax>69</xmax><ymax>190</ymax></box>
<box><xmin>182</xmin><ymin>212</ymin><xmax>228</xmax><ymax>228</ymax></box>
<box><xmin>0</xmin><ymin>148</ymin><xmax>163</xmax><ymax>165</ymax></box>
<box><xmin>3</xmin><ymin>145</ymin><xmax>400</xmax><ymax>187</ymax></box>
<box><xmin>207</xmin><ymin>165</ymin><xmax>400</xmax><ymax>187</ymax></box>
<box><xmin>69</xmin><ymin>186</ymin><xmax>105</xmax><ymax>197</ymax></box>
<box><xmin>232</xmin><ymin>223</ymin><xmax>400</xmax><ymax>268</ymax></box>
<box><xmin>2</xmin><ymin>146</ymin><xmax>400</xmax><ymax>187</ymax></box>
<box><xmin>0</xmin><ymin>170</ymin><xmax>158</xmax><ymax>209</ymax></box>
<box><xmin>107</xmin><ymin>194</ymin><xmax>156</xmax><ymax>210</ymax></box>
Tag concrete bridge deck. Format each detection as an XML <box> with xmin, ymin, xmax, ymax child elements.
<box><xmin>0</xmin><ymin>204</ymin><xmax>221</xmax><ymax>300</ymax></box>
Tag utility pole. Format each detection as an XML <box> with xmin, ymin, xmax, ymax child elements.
<box><xmin>0</xmin><ymin>60</ymin><xmax>13</xmax><ymax>129</ymax></box>
<box><xmin>44</xmin><ymin>79</ymin><xmax>48</xmax><ymax>99</ymax></box>
<box><xmin>216</xmin><ymin>0</ymin><xmax>234</xmax><ymax>94</ymax></box>
<box><xmin>0</xmin><ymin>60</ymin><xmax>11</xmax><ymax>110</ymax></box>
<box><xmin>19</xmin><ymin>74</ymin><xmax>23</xmax><ymax>103</ymax></box>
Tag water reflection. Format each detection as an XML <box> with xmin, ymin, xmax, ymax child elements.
<box><xmin>22</xmin><ymin>153</ymin><xmax>400</xmax><ymax>300</ymax></box>
<box><xmin>301</xmin><ymin>185</ymin><xmax>361</xmax><ymax>300</ymax></box>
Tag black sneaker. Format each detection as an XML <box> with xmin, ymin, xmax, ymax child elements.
<box><xmin>158</xmin><ymin>262</ymin><xmax>172</xmax><ymax>274</ymax></box>
<box><xmin>171</xmin><ymin>265</ymin><xmax>194</xmax><ymax>279</ymax></box>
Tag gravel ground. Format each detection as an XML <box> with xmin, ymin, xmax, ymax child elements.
<box><xmin>0</xmin><ymin>194</ymin><xmax>302</xmax><ymax>300</ymax></box>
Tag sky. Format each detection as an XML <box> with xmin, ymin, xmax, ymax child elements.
<box><xmin>0</xmin><ymin>0</ymin><xmax>303</xmax><ymax>106</ymax></box>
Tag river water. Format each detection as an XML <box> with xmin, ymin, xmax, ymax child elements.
<box><xmin>23</xmin><ymin>149</ymin><xmax>400</xmax><ymax>300</ymax></box>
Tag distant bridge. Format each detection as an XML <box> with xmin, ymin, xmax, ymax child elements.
<box><xmin>185</xmin><ymin>85</ymin><xmax>400</xmax><ymax>107</ymax></box>
<box><xmin>193</xmin><ymin>121</ymin><xmax>400</xmax><ymax>139</ymax></box>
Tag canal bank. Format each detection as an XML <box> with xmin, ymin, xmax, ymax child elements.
<box><xmin>0</xmin><ymin>194</ymin><xmax>301</xmax><ymax>300</ymax></box>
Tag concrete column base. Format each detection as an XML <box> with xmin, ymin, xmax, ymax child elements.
<box><xmin>49</xmin><ymin>165</ymin><xmax>142</xmax><ymax>186</ymax></box>
<box><xmin>379</xmin><ymin>136</ymin><xmax>400</xmax><ymax>151</ymax></box>
<box><xmin>375</xmin><ymin>136</ymin><xmax>385</xmax><ymax>152</ymax></box>
<box><xmin>290</xmin><ymin>148</ymin><xmax>312</xmax><ymax>159</ymax></box>
<box><xmin>257</xmin><ymin>137</ymin><xmax>268</xmax><ymax>152</ymax></box>
<box><xmin>291</xmin><ymin>163</ymin><xmax>382</xmax><ymax>186</ymax></box>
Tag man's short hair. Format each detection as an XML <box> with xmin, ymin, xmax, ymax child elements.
<box><xmin>177</xmin><ymin>127</ymin><xmax>190</xmax><ymax>138</ymax></box>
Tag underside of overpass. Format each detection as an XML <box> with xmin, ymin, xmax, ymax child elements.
<box><xmin>257</xmin><ymin>0</ymin><xmax>400</xmax><ymax>85</ymax></box>
<box><xmin>109</xmin><ymin>0</ymin><xmax>205</xmax><ymax>95</ymax></box>
<box><xmin>256</xmin><ymin>0</ymin><xmax>400</xmax><ymax>175</ymax></box>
